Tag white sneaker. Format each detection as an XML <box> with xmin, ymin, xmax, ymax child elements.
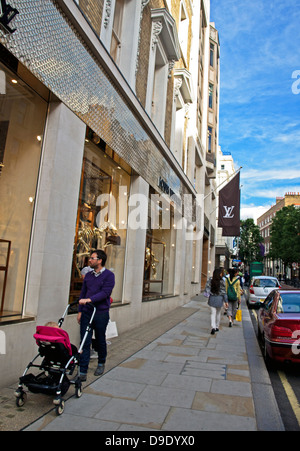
<box><xmin>90</xmin><ymin>349</ymin><xmax>98</xmax><ymax>359</ymax></box>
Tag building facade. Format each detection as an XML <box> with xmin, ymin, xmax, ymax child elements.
<box><xmin>0</xmin><ymin>0</ymin><xmax>219</xmax><ymax>386</ymax></box>
<box><xmin>257</xmin><ymin>192</ymin><xmax>300</xmax><ymax>277</ymax></box>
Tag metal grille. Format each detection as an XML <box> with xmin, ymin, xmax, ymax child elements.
<box><xmin>0</xmin><ymin>0</ymin><xmax>190</xmax><ymax>203</ymax></box>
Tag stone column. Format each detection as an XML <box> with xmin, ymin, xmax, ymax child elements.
<box><xmin>25</xmin><ymin>101</ymin><xmax>86</xmax><ymax>326</ymax></box>
<box><xmin>122</xmin><ymin>175</ymin><xmax>149</xmax><ymax>328</ymax></box>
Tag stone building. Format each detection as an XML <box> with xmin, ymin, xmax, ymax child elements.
<box><xmin>0</xmin><ymin>0</ymin><xmax>220</xmax><ymax>386</ymax></box>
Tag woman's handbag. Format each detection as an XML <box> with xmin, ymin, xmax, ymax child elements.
<box><xmin>236</xmin><ymin>308</ymin><xmax>242</xmax><ymax>322</ymax></box>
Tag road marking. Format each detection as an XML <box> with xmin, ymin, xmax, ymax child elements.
<box><xmin>252</xmin><ymin>310</ymin><xmax>258</xmax><ymax>321</ymax></box>
<box><xmin>278</xmin><ymin>370</ymin><xmax>300</xmax><ymax>427</ymax></box>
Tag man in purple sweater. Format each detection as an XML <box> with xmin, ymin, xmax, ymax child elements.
<box><xmin>77</xmin><ymin>250</ymin><xmax>115</xmax><ymax>381</ymax></box>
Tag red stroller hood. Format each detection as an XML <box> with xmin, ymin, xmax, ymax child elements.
<box><xmin>34</xmin><ymin>326</ymin><xmax>73</xmax><ymax>356</ymax></box>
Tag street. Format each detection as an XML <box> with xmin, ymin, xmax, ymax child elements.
<box><xmin>249</xmin><ymin>308</ymin><xmax>300</xmax><ymax>431</ymax></box>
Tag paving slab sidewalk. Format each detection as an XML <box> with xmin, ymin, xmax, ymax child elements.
<box><xmin>1</xmin><ymin>295</ymin><xmax>284</xmax><ymax>431</ymax></box>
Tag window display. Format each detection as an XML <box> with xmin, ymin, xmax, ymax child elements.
<box><xmin>0</xmin><ymin>62</ymin><xmax>48</xmax><ymax>321</ymax></box>
<box><xmin>69</xmin><ymin>133</ymin><xmax>131</xmax><ymax>304</ymax></box>
<box><xmin>143</xmin><ymin>188</ymin><xmax>176</xmax><ymax>299</ymax></box>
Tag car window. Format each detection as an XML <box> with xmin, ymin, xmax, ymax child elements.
<box><xmin>263</xmin><ymin>292</ymin><xmax>275</xmax><ymax>311</ymax></box>
<box><xmin>254</xmin><ymin>278</ymin><xmax>278</xmax><ymax>288</ymax></box>
<box><xmin>276</xmin><ymin>293</ymin><xmax>300</xmax><ymax>313</ymax></box>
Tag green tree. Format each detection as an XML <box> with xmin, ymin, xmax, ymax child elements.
<box><xmin>239</xmin><ymin>219</ymin><xmax>264</xmax><ymax>265</ymax></box>
<box><xmin>269</xmin><ymin>205</ymin><xmax>300</xmax><ymax>271</ymax></box>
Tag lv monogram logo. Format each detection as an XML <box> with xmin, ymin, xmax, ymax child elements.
<box><xmin>223</xmin><ymin>206</ymin><xmax>235</xmax><ymax>219</ymax></box>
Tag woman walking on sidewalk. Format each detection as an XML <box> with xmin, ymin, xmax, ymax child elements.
<box><xmin>226</xmin><ymin>268</ymin><xmax>241</xmax><ymax>327</ymax></box>
<box><xmin>204</xmin><ymin>269</ymin><xmax>228</xmax><ymax>335</ymax></box>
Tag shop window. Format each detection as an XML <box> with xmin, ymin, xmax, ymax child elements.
<box><xmin>0</xmin><ymin>63</ymin><xmax>48</xmax><ymax>322</ymax></box>
<box><xmin>69</xmin><ymin>132</ymin><xmax>131</xmax><ymax>305</ymax></box>
<box><xmin>143</xmin><ymin>189</ymin><xmax>176</xmax><ymax>300</ymax></box>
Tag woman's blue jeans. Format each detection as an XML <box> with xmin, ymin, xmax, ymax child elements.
<box><xmin>79</xmin><ymin>310</ymin><xmax>109</xmax><ymax>374</ymax></box>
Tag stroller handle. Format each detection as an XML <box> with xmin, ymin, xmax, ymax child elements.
<box><xmin>58</xmin><ymin>300</ymin><xmax>96</xmax><ymax>327</ymax></box>
<box><xmin>58</xmin><ymin>300</ymin><xmax>80</xmax><ymax>327</ymax></box>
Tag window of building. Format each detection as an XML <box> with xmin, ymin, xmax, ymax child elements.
<box><xmin>146</xmin><ymin>9</ymin><xmax>180</xmax><ymax>136</ymax></box>
<box><xmin>110</xmin><ymin>0</ymin><xmax>124</xmax><ymax>65</ymax></box>
<box><xmin>209</xmin><ymin>83</ymin><xmax>214</xmax><ymax>109</ymax></box>
<box><xmin>0</xmin><ymin>63</ymin><xmax>48</xmax><ymax>322</ymax></box>
<box><xmin>208</xmin><ymin>127</ymin><xmax>213</xmax><ymax>153</ymax></box>
<box><xmin>69</xmin><ymin>130</ymin><xmax>131</xmax><ymax>304</ymax></box>
<box><xmin>99</xmin><ymin>0</ymin><xmax>145</xmax><ymax>90</ymax></box>
<box><xmin>210</xmin><ymin>43</ymin><xmax>215</xmax><ymax>67</ymax></box>
<box><xmin>151</xmin><ymin>45</ymin><xmax>169</xmax><ymax>135</ymax></box>
<box><xmin>179</xmin><ymin>1</ymin><xmax>189</xmax><ymax>62</ymax></box>
<box><xmin>173</xmin><ymin>69</ymin><xmax>192</xmax><ymax>167</ymax></box>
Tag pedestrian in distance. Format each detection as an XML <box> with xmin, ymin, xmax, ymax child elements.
<box><xmin>223</xmin><ymin>269</ymin><xmax>229</xmax><ymax>316</ymax></box>
<box><xmin>77</xmin><ymin>249</ymin><xmax>115</xmax><ymax>381</ymax></box>
<box><xmin>226</xmin><ymin>268</ymin><xmax>241</xmax><ymax>327</ymax></box>
<box><xmin>204</xmin><ymin>268</ymin><xmax>228</xmax><ymax>335</ymax></box>
<box><xmin>80</xmin><ymin>265</ymin><xmax>93</xmax><ymax>278</ymax></box>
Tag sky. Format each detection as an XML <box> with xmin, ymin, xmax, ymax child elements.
<box><xmin>210</xmin><ymin>0</ymin><xmax>300</xmax><ymax>222</ymax></box>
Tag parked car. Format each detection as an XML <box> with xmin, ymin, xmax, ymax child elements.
<box><xmin>257</xmin><ymin>290</ymin><xmax>300</xmax><ymax>365</ymax></box>
<box><xmin>246</xmin><ymin>276</ymin><xmax>280</xmax><ymax>307</ymax></box>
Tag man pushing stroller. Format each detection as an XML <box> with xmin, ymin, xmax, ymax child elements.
<box><xmin>15</xmin><ymin>249</ymin><xmax>114</xmax><ymax>415</ymax></box>
<box><xmin>77</xmin><ymin>250</ymin><xmax>115</xmax><ymax>381</ymax></box>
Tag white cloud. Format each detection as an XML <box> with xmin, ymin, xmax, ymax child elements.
<box><xmin>241</xmin><ymin>169</ymin><xmax>300</xmax><ymax>182</ymax></box>
<box><xmin>241</xmin><ymin>205</ymin><xmax>270</xmax><ymax>223</ymax></box>
<box><xmin>273</xmin><ymin>130</ymin><xmax>300</xmax><ymax>144</ymax></box>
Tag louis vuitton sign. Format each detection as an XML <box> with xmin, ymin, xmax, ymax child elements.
<box><xmin>218</xmin><ymin>172</ymin><xmax>241</xmax><ymax>237</ymax></box>
<box><xmin>0</xmin><ymin>0</ymin><xmax>19</xmax><ymax>34</ymax></box>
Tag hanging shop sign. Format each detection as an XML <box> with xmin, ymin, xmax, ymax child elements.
<box><xmin>0</xmin><ymin>0</ymin><xmax>19</xmax><ymax>34</ymax></box>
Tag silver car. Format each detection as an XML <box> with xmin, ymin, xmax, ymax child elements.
<box><xmin>246</xmin><ymin>276</ymin><xmax>280</xmax><ymax>307</ymax></box>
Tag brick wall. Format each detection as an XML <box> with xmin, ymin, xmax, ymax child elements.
<box><xmin>79</xmin><ymin>0</ymin><xmax>104</xmax><ymax>35</ymax></box>
<box><xmin>284</xmin><ymin>193</ymin><xmax>300</xmax><ymax>207</ymax></box>
<box><xmin>136</xmin><ymin>3</ymin><xmax>152</xmax><ymax>107</ymax></box>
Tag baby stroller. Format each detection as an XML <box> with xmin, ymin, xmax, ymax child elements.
<box><xmin>15</xmin><ymin>301</ymin><xmax>96</xmax><ymax>415</ymax></box>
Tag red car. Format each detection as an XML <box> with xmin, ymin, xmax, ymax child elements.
<box><xmin>257</xmin><ymin>290</ymin><xmax>300</xmax><ymax>365</ymax></box>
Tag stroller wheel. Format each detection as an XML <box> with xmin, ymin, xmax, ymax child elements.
<box><xmin>55</xmin><ymin>400</ymin><xmax>65</xmax><ymax>416</ymax></box>
<box><xmin>16</xmin><ymin>392</ymin><xmax>27</xmax><ymax>408</ymax></box>
<box><xmin>75</xmin><ymin>385</ymin><xmax>82</xmax><ymax>398</ymax></box>
<box><xmin>75</xmin><ymin>379</ymin><xmax>82</xmax><ymax>398</ymax></box>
